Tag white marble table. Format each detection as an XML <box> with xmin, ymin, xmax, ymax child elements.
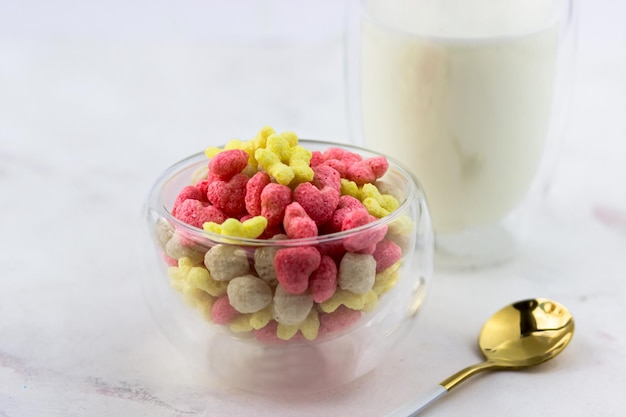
<box><xmin>1</xmin><ymin>1</ymin><xmax>625</xmax><ymax>416</ymax></box>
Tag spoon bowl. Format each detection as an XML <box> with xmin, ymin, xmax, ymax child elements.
<box><xmin>387</xmin><ymin>298</ymin><xmax>575</xmax><ymax>416</ymax></box>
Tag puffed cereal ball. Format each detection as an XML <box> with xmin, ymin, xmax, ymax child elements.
<box><xmin>338</xmin><ymin>253</ymin><xmax>376</xmax><ymax>294</ymax></box>
<box><xmin>227</xmin><ymin>275</ymin><xmax>273</xmax><ymax>313</ymax></box>
<box><xmin>272</xmin><ymin>285</ymin><xmax>314</xmax><ymax>326</ymax></box>
<box><xmin>165</xmin><ymin>233</ymin><xmax>206</xmax><ymax>264</ymax></box>
<box><xmin>204</xmin><ymin>244</ymin><xmax>250</xmax><ymax>281</ymax></box>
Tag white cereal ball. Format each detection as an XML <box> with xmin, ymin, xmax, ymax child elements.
<box><xmin>272</xmin><ymin>285</ymin><xmax>313</xmax><ymax>326</ymax></box>
<box><xmin>165</xmin><ymin>233</ymin><xmax>206</xmax><ymax>264</ymax></box>
<box><xmin>253</xmin><ymin>234</ymin><xmax>288</xmax><ymax>284</ymax></box>
<box><xmin>254</xmin><ymin>246</ymin><xmax>279</xmax><ymax>284</ymax></box>
<box><xmin>204</xmin><ymin>244</ymin><xmax>250</xmax><ymax>281</ymax></box>
<box><xmin>338</xmin><ymin>253</ymin><xmax>376</xmax><ymax>294</ymax></box>
<box><xmin>155</xmin><ymin>218</ymin><xmax>174</xmax><ymax>249</ymax></box>
<box><xmin>227</xmin><ymin>275</ymin><xmax>273</xmax><ymax>313</ymax></box>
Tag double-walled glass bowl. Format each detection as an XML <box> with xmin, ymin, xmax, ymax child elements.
<box><xmin>142</xmin><ymin>140</ymin><xmax>433</xmax><ymax>393</ymax></box>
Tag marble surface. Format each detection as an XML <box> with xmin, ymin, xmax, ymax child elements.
<box><xmin>1</xmin><ymin>0</ymin><xmax>625</xmax><ymax>416</ymax></box>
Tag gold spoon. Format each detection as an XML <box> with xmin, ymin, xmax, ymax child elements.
<box><xmin>387</xmin><ymin>298</ymin><xmax>575</xmax><ymax>416</ymax></box>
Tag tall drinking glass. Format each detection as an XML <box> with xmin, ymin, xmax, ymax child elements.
<box><xmin>346</xmin><ymin>0</ymin><xmax>577</xmax><ymax>268</ymax></box>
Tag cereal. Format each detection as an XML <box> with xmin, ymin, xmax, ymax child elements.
<box><xmin>154</xmin><ymin>126</ymin><xmax>414</xmax><ymax>343</ymax></box>
<box><xmin>177</xmin><ymin>257</ymin><xmax>228</xmax><ymax>297</ymax></box>
<box><xmin>319</xmin><ymin>305</ymin><xmax>362</xmax><ymax>335</ymax></box>
<box><xmin>283</xmin><ymin>202</ymin><xmax>318</xmax><ymax>239</ymax></box>
<box><xmin>204</xmin><ymin>244</ymin><xmax>250</xmax><ymax>281</ymax></box>
<box><xmin>245</xmin><ymin>172</ymin><xmax>271</xmax><ymax>216</ymax></box>
<box><xmin>154</xmin><ymin>218</ymin><xmax>174</xmax><ymax>248</ymax></box>
<box><xmin>165</xmin><ymin>233</ymin><xmax>206</xmax><ymax>265</ymax></box>
<box><xmin>211</xmin><ymin>295</ymin><xmax>239</xmax><ymax>324</ymax></box>
<box><xmin>345</xmin><ymin>156</ymin><xmax>389</xmax><ymax>186</ymax></box>
<box><xmin>227</xmin><ymin>275</ymin><xmax>273</xmax><ymax>313</ymax></box>
<box><xmin>372</xmin><ymin>239</ymin><xmax>403</xmax><ymax>273</ymax></box>
<box><xmin>277</xmin><ymin>308</ymin><xmax>320</xmax><ymax>341</ymax></box>
<box><xmin>208</xmin><ymin>149</ymin><xmax>249</xmax><ymax>181</ymax></box>
<box><xmin>373</xmin><ymin>260</ymin><xmax>402</xmax><ymax>296</ymax></box>
<box><xmin>172</xmin><ymin>185</ymin><xmax>206</xmax><ymax>216</ymax></box>
<box><xmin>274</xmin><ymin>246</ymin><xmax>321</xmax><ymax>294</ymax></box>
<box><xmin>272</xmin><ymin>285</ymin><xmax>314</xmax><ymax>326</ymax></box>
<box><xmin>309</xmin><ymin>255</ymin><xmax>338</xmax><ymax>303</ymax></box>
<box><xmin>203</xmin><ymin>216</ymin><xmax>267</xmax><ymax>239</ymax></box>
<box><xmin>293</xmin><ymin>182</ymin><xmax>340</xmax><ymax>226</ymax></box>
<box><xmin>360</xmin><ymin>183</ymin><xmax>400</xmax><ymax>218</ymax></box>
<box><xmin>173</xmin><ymin>199</ymin><xmax>226</xmax><ymax>229</ymax></box>
<box><xmin>260</xmin><ymin>183</ymin><xmax>292</xmax><ymax>227</ymax></box>
<box><xmin>338</xmin><ymin>253</ymin><xmax>376</xmax><ymax>294</ymax></box>
<box><xmin>319</xmin><ymin>288</ymin><xmax>378</xmax><ymax>313</ymax></box>
<box><xmin>253</xmin><ymin>234</ymin><xmax>287</xmax><ymax>284</ymax></box>
<box><xmin>311</xmin><ymin>164</ymin><xmax>341</xmax><ymax>192</ymax></box>
<box><xmin>341</xmin><ymin>208</ymin><xmax>387</xmax><ymax>253</ymax></box>
<box><xmin>206</xmin><ymin>173</ymin><xmax>249</xmax><ymax>218</ymax></box>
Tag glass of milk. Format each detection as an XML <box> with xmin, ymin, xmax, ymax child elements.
<box><xmin>346</xmin><ymin>0</ymin><xmax>577</xmax><ymax>268</ymax></box>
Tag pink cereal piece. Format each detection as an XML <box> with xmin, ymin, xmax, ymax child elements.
<box><xmin>172</xmin><ymin>185</ymin><xmax>204</xmax><ymax>216</ymax></box>
<box><xmin>283</xmin><ymin>202</ymin><xmax>318</xmax><ymax>239</ymax></box>
<box><xmin>261</xmin><ymin>183</ymin><xmax>292</xmax><ymax>227</ymax></box>
<box><xmin>311</xmin><ymin>165</ymin><xmax>341</xmax><ymax>193</ymax></box>
<box><xmin>258</xmin><ymin>223</ymin><xmax>286</xmax><ymax>240</ymax></box>
<box><xmin>211</xmin><ymin>295</ymin><xmax>239</xmax><ymax>324</ymax></box>
<box><xmin>345</xmin><ymin>160</ymin><xmax>376</xmax><ymax>186</ymax></box>
<box><xmin>319</xmin><ymin>305</ymin><xmax>362</xmax><ymax>335</ymax></box>
<box><xmin>293</xmin><ymin>182</ymin><xmax>340</xmax><ymax>226</ymax></box>
<box><xmin>239</xmin><ymin>214</ymin><xmax>254</xmax><ymax>222</ymax></box>
<box><xmin>342</xmin><ymin>208</ymin><xmax>387</xmax><ymax>253</ymax></box>
<box><xmin>208</xmin><ymin>149</ymin><xmax>249</xmax><ymax>181</ymax></box>
<box><xmin>309</xmin><ymin>255</ymin><xmax>338</xmax><ymax>303</ymax></box>
<box><xmin>323</xmin><ymin>147</ymin><xmax>362</xmax><ymax>165</ymax></box>
<box><xmin>310</xmin><ymin>151</ymin><xmax>324</xmax><ymax>167</ymax></box>
<box><xmin>372</xmin><ymin>239</ymin><xmax>403</xmax><ymax>273</ymax></box>
<box><xmin>274</xmin><ymin>246</ymin><xmax>321</xmax><ymax>294</ymax></box>
<box><xmin>195</xmin><ymin>179</ymin><xmax>211</xmax><ymax>200</ymax></box>
<box><xmin>317</xmin><ymin>239</ymin><xmax>347</xmax><ymax>263</ymax></box>
<box><xmin>254</xmin><ymin>321</ymin><xmax>306</xmax><ymax>344</ymax></box>
<box><xmin>329</xmin><ymin>195</ymin><xmax>364</xmax><ymax>232</ymax></box>
<box><xmin>174</xmin><ymin>199</ymin><xmax>227</xmax><ymax>228</ymax></box>
<box><xmin>321</xmin><ymin>159</ymin><xmax>347</xmax><ymax>177</ymax></box>
<box><xmin>162</xmin><ymin>252</ymin><xmax>178</xmax><ymax>266</ymax></box>
<box><xmin>341</xmin><ymin>207</ymin><xmax>371</xmax><ymax>231</ymax></box>
<box><xmin>254</xmin><ymin>321</ymin><xmax>283</xmax><ymax>344</ymax></box>
<box><xmin>206</xmin><ymin>173</ymin><xmax>249</xmax><ymax>217</ymax></box>
<box><xmin>245</xmin><ymin>172</ymin><xmax>271</xmax><ymax>216</ymax></box>
<box><xmin>366</xmin><ymin>156</ymin><xmax>389</xmax><ymax>179</ymax></box>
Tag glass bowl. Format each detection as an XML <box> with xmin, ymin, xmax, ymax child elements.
<box><xmin>142</xmin><ymin>139</ymin><xmax>434</xmax><ymax>393</ymax></box>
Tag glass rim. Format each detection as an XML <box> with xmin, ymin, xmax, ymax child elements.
<box><xmin>146</xmin><ymin>138</ymin><xmax>426</xmax><ymax>247</ymax></box>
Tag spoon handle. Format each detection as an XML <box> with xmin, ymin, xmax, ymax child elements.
<box><xmin>385</xmin><ymin>361</ymin><xmax>496</xmax><ymax>416</ymax></box>
<box><xmin>384</xmin><ymin>385</ymin><xmax>448</xmax><ymax>417</ymax></box>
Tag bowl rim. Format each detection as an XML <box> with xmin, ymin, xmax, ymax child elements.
<box><xmin>146</xmin><ymin>138</ymin><xmax>427</xmax><ymax>247</ymax></box>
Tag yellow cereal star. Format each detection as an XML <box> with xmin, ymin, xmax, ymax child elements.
<box><xmin>319</xmin><ymin>288</ymin><xmax>379</xmax><ymax>313</ymax></box>
<box><xmin>387</xmin><ymin>215</ymin><xmax>414</xmax><ymax>236</ymax></box>
<box><xmin>277</xmin><ymin>309</ymin><xmax>320</xmax><ymax>341</ymax></box>
<box><xmin>203</xmin><ymin>216</ymin><xmax>268</xmax><ymax>239</ymax></box>
<box><xmin>249</xmin><ymin>304</ymin><xmax>273</xmax><ymax>330</ymax></box>
<box><xmin>167</xmin><ymin>261</ymin><xmax>218</xmax><ymax>312</ymax></box>
<box><xmin>186</xmin><ymin>264</ymin><xmax>228</xmax><ymax>297</ymax></box>
<box><xmin>251</xmin><ymin>126</ymin><xmax>276</xmax><ymax>150</ymax></box>
<box><xmin>340</xmin><ymin>178</ymin><xmax>360</xmax><ymax>198</ymax></box>
<box><xmin>230</xmin><ymin>314</ymin><xmax>253</xmax><ymax>333</ymax></box>
<box><xmin>360</xmin><ymin>183</ymin><xmax>399</xmax><ymax>217</ymax></box>
<box><xmin>373</xmin><ymin>260</ymin><xmax>402</xmax><ymax>296</ymax></box>
<box><xmin>253</xmin><ymin>130</ymin><xmax>313</xmax><ymax>186</ymax></box>
<box><xmin>255</xmin><ymin>148</ymin><xmax>294</xmax><ymax>185</ymax></box>
<box><xmin>289</xmin><ymin>145</ymin><xmax>314</xmax><ymax>183</ymax></box>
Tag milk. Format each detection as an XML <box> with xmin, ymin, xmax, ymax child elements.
<box><xmin>359</xmin><ymin>0</ymin><xmax>561</xmax><ymax>233</ymax></box>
